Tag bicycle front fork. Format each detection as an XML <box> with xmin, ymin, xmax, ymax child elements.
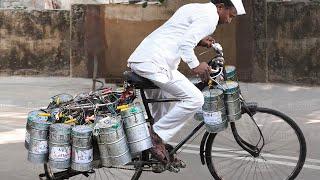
<box><xmin>231</xmin><ymin>102</ymin><xmax>265</xmax><ymax>157</ymax></box>
<box><xmin>199</xmin><ymin>102</ymin><xmax>265</xmax><ymax>165</ymax></box>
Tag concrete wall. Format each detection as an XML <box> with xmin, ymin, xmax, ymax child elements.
<box><xmin>70</xmin><ymin>1</ymin><xmax>237</xmax><ymax>81</ymax></box>
<box><xmin>0</xmin><ymin>0</ymin><xmax>22</xmax><ymax>8</ymax></box>
<box><xmin>0</xmin><ymin>0</ymin><xmax>109</xmax><ymax>9</ymax></box>
<box><xmin>266</xmin><ymin>1</ymin><xmax>320</xmax><ymax>84</ymax></box>
<box><xmin>1</xmin><ymin>1</ymin><xmax>319</xmax><ymax>85</ymax></box>
<box><xmin>0</xmin><ymin>0</ymin><xmax>44</xmax><ymax>8</ymax></box>
<box><xmin>0</xmin><ymin>0</ymin><xmax>161</xmax><ymax>9</ymax></box>
<box><xmin>0</xmin><ymin>1</ymin><xmax>235</xmax><ymax>79</ymax></box>
<box><xmin>0</xmin><ymin>10</ymin><xmax>70</xmax><ymax>76</ymax></box>
<box><xmin>237</xmin><ymin>0</ymin><xmax>320</xmax><ymax>85</ymax></box>
<box><xmin>70</xmin><ymin>4</ymin><xmax>107</xmax><ymax>77</ymax></box>
<box><xmin>235</xmin><ymin>0</ymin><xmax>271</xmax><ymax>82</ymax></box>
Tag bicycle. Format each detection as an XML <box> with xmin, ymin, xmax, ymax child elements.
<box><xmin>42</xmin><ymin>44</ymin><xmax>307</xmax><ymax>180</ymax></box>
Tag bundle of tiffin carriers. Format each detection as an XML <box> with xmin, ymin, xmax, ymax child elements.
<box><xmin>25</xmin><ymin>86</ymin><xmax>153</xmax><ymax>171</ymax></box>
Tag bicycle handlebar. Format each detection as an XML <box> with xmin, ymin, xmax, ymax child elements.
<box><xmin>207</xmin><ymin>43</ymin><xmax>225</xmax><ymax>82</ymax></box>
<box><xmin>212</xmin><ymin>43</ymin><xmax>223</xmax><ymax>56</ymax></box>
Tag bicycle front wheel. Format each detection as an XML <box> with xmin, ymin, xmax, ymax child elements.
<box><xmin>205</xmin><ymin>107</ymin><xmax>306</xmax><ymax>180</ymax></box>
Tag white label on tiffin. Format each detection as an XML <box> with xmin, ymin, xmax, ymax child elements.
<box><xmin>50</xmin><ymin>146</ymin><xmax>71</xmax><ymax>160</ymax></box>
<box><xmin>32</xmin><ymin>141</ymin><xmax>48</xmax><ymax>154</ymax></box>
<box><xmin>74</xmin><ymin>149</ymin><xmax>93</xmax><ymax>164</ymax></box>
<box><xmin>203</xmin><ymin>111</ymin><xmax>222</xmax><ymax>125</ymax></box>
<box><xmin>25</xmin><ymin>131</ymin><xmax>30</xmax><ymax>143</ymax></box>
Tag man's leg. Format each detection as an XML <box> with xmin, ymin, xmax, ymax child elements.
<box><xmin>129</xmin><ymin>62</ymin><xmax>204</xmax><ymax>163</ymax></box>
<box><xmin>129</xmin><ymin>62</ymin><xmax>174</xmax><ymax>123</ymax></box>
<box><xmin>151</xmin><ymin>70</ymin><xmax>204</xmax><ymax>143</ymax></box>
<box><xmin>144</xmin><ymin>89</ymin><xmax>174</xmax><ymax>123</ymax></box>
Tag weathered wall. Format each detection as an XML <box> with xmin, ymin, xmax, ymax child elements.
<box><xmin>70</xmin><ymin>2</ymin><xmax>237</xmax><ymax>81</ymax></box>
<box><xmin>70</xmin><ymin>4</ymin><xmax>107</xmax><ymax>77</ymax></box>
<box><xmin>266</xmin><ymin>1</ymin><xmax>320</xmax><ymax>84</ymax></box>
<box><xmin>236</xmin><ymin>0</ymin><xmax>267</xmax><ymax>82</ymax></box>
<box><xmin>0</xmin><ymin>0</ymin><xmax>23</xmax><ymax>8</ymax></box>
<box><xmin>0</xmin><ymin>0</ymin><xmax>161</xmax><ymax>9</ymax></box>
<box><xmin>237</xmin><ymin>0</ymin><xmax>320</xmax><ymax>85</ymax></box>
<box><xmin>1</xmin><ymin>1</ymin><xmax>319</xmax><ymax>85</ymax></box>
<box><xmin>0</xmin><ymin>10</ymin><xmax>70</xmax><ymax>76</ymax></box>
<box><xmin>0</xmin><ymin>0</ymin><xmax>44</xmax><ymax>9</ymax></box>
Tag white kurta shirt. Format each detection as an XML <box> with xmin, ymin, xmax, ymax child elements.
<box><xmin>128</xmin><ymin>3</ymin><xmax>219</xmax><ymax>72</ymax></box>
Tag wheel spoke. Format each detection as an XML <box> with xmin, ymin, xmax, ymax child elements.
<box><xmin>218</xmin><ymin>155</ymin><xmax>250</xmax><ymax>177</ymax></box>
<box><xmin>231</xmin><ymin>156</ymin><xmax>252</xmax><ymax>177</ymax></box>
<box><xmin>205</xmin><ymin>107</ymin><xmax>306</xmax><ymax>180</ymax></box>
<box><xmin>247</xmin><ymin>157</ymin><xmax>256</xmax><ymax>180</ymax></box>
<box><xmin>44</xmin><ymin>163</ymin><xmax>141</xmax><ymax>180</ymax></box>
<box><xmin>102</xmin><ymin>168</ymin><xmax>111</xmax><ymax>180</ymax></box>
<box><xmin>265</xmin><ymin>160</ymin><xmax>286</xmax><ymax>178</ymax></box>
<box><xmin>97</xmin><ymin>169</ymin><xmax>103</xmax><ymax>180</ymax></box>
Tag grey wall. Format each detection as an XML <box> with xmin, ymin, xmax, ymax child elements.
<box><xmin>266</xmin><ymin>1</ymin><xmax>320</xmax><ymax>84</ymax></box>
<box><xmin>69</xmin><ymin>2</ymin><xmax>237</xmax><ymax>81</ymax></box>
<box><xmin>237</xmin><ymin>0</ymin><xmax>320</xmax><ymax>85</ymax></box>
<box><xmin>0</xmin><ymin>1</ymin><xmax>319</xmax><ymax>85</ymax></box>
<box><xmin>0</xmin><ymin>0</ymin><xmax>44</xmax><ymax>8</ymax></box>
<box><xmin>0</xmin><ymin>0</ymin><xmax>23</xmax><ymax>8</ymax></box>
<box><xmin>0</xmin><ymin>9</ymin><xmax>70</xmax><ymax>76</ymax></box>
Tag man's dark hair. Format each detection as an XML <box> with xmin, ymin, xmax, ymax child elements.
<box><xmin>210</xmin><ymin>0</ymin><xmax>234</xmax><ymax>8</ymax></box>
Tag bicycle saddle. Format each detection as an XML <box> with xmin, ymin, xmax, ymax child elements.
<box><xmin>123</xmin><ymin>71</ymin><xmax>159</xmax><ymax>89</ymax></box>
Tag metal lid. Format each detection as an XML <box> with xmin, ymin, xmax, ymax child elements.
<box><xmin>27</xmin><ymin>110</ymin><xmax>48</xmax><ymax>122</ymax></box>
<box><xmin>49</xmin><ymin>108</ymin><xmax>60</xmax><ymax>122</ymax></box>
<box><xmin>203</xmin><ymin>89</ymin><xmax>224</xmax><ymax>101</ymax></box>
<box><xmin>50</xmin><ymin>123</ymin><xmax>71</xmax><ymax>132</ymax></box>
<box><xmin>94</xmin><ymin>116</ymin><xmax>105</xmax><ymax>123</ymax></box>
<box><xmin>32</xmin><ymin>118</ymin><xmax>51</xmax><ymax>125</ymax></box>
<box><xmin>120</xmin><ymin>104</ymin><xmax>144</xmax><ymax>118</ymax></box>
<box><xmin>72</xmin><ymin>125</ymin><xmax>93</xmax><ymax>137</ymax></box>
<box><xmin>50</xmin><ymin>93</ymin><xmax>73</xmax><ymax>105</ymax></box>
<box><xmin>29</xmin><ymin>117</ymin><xmax>52</xmax><ymax>130</ymax></box>
<box><xmin>98</xmin><ymin>116</ymin><xmax>121</xmax><ymax>129</ymax></box>
<box><xmin>93</xmin><ymin>116</ymin><xmax>122</xmax><ymax>135</ymax></box>
<box><xmin>225</xmin><ymin>65</ymin><xmax>236</xmax><ymax>78</ymax></box>
<box><xmin>220</xmin><ymin>81</ymin><xmax>239</xmax><ymax>94</ymax></box>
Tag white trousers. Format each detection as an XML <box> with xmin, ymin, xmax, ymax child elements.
<box><xmin>129</xmin><ymin>62</ymin><xmax>204</xmax><ymax>142</ymax></box>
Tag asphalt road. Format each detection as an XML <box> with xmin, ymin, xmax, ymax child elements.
<box><xmin>0</xmin><ymin>76</ymin><xmax>319</xmax><ymax>180</ymax></box>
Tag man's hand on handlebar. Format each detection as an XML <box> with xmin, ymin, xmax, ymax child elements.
<box><xmin>192</xmin><ymin>62</ymin><xmax>212</xmax><ymax>83</ymax></box>
<box><xmin>197</xmin><ymin>36</ymin><xmax>215</xmax><ymax>48</ymax></box>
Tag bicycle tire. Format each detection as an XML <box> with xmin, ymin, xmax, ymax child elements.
<box><xmin>130</xmin><ymin>150</ymin><xmax>149</xmax><ymax>180</ymax></box>
<box><xmin>205</xmin><ymin>107</ymin><xmax>307</xmax><ymax>180</ymax></box>
<box><xmin>44</xmin><ymin>153</ymin><xmax>146</xmax><ymax>180</ymax></box>
<box><xmin>131</xmin><ymin>169</ymin><xmax>143</xmax><ymax>180</ymax></box>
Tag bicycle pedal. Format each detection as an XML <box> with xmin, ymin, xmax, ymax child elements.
<box><xmin>167</xmin><ymin>165</ymin><xmax>180</xmax><ymax>173</ymax></box>
<box><xmin>175</xmin><ymin>160</ymin><xmax>187</xmax><ymax>168</ymax></box>
<box><xmin>151</xmin><ymin>164</ymin><xmax>166</xmax><ymax>173</ymax></box>
<box><xmin>39</xmin><ymin>173</ymin><xmax>47</xmax><ymax>180</ymax></box>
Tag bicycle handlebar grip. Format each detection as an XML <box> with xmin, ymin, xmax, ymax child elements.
<box><xmin>212</xmin><ymin>43</ymin><xmax>223</xmax><ymax>56</ymax></box>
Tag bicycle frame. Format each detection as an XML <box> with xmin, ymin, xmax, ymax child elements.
<box><xmin>138</xmin><ymin>85</ymin><xmax>264</xmax><ymax>161</ymax></box>
<box><xmin>139</xmin><ymin>89</ymin><xmax>205</xmax><ymax>156</ymax></box>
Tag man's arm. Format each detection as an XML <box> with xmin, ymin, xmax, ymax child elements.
<box><xmin>179</xmin><ymin>15</ymin><xmax>217</xmax><ymax>69</ymax></box>
<box><xmin>179</xmin><ymin>15</ymin><xmax>218</xmax><ymax>82</ymax></box>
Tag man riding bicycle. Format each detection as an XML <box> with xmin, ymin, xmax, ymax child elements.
<box><xmin>127</xmin><ymin>0</ymin><xmax>246</xmax><ymax>164</ymax></box>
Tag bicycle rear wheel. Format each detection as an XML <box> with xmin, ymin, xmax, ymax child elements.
<box><xmin>44</xmin><ymin>161</ymin><xmax>142</xmax><ymax>180</ymax></box>
<box><xmin>205</xmin><ymin>107</ymin><xmax>306</xmax><ymax>180</ymax></box>
<box><xmin>43</xmin><ymin>150</ymin><xmax>145</xmax><ymax>180</ymax></box>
